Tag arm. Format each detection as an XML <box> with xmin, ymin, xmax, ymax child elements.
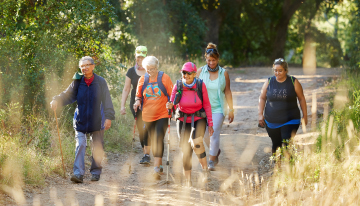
<box><xmin>120</xmin><ymin>76</ymin><xmax>132</xmax><ymax>115</ymax></box>
<box><xmin>102</xmin><ymin>79</ymin><xmax>115</xmax><ymax>130</ymax></box>
<box><xmin>166</xmin><ymin>83</ymin><xmax>177</xmax><ymax>110</ymax></box>
<box><xmin>258</xmin><ymin>80</ymin><xmax>268</xmax><ymax>127</ymax></box>
<box><xmin>133</xmin><ymin>76</ymin><xmax>144</xmax><ymax>112</ymax></box>
<box><xmin>224</xmin><ymin>71</ymin><xmax>234</xmax><ymax>123</ymax></box>
<box><xmin>294</xmin><ymin>79</ymin><xmax>308</xmax><ymax>125</ymax></box>
<box><xmin>50</xmin><ymin>80</ymin><xmax>78</xmax><ymax>110</ymax></box>
<box><xmin>201</xmin><ymin>82</ymin><xmax>213</xmax><ymax>127</ymax></box>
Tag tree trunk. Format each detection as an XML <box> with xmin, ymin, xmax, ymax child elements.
<box><xmin>200</xmin><ymin>8</ymin><xmax>222</xmax><ymax>45</ymax></box>
<box><xmin>270</xmin><ymin>0</ymin><xmax>306</xmax><ymax>60</ymax></box>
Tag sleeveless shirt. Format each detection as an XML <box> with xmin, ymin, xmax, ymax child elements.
<box><xmin>264</xmin><ymin>75</ymin><xmax>301</xmax><ymax>123</ymax></box>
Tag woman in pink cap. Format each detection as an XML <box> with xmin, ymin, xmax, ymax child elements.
<box><xmin>166</xmin><ymin>62</ymin><xmax>214</xmax><ymax>187</ymax></box>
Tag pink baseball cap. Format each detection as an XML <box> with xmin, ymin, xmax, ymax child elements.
<box><xmin>181</xmin><ymin>62</ymin><xmax>197</xmax><ymax>72</ymax></box>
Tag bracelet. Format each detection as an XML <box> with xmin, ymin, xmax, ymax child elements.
<box><xmin>229</xmin><ymin>109</ymin><xmax>234</xmax><ymax>112</ymax></box>
<box><xmin>135</xmin><ymin>99</ymin><xmax>141</xmax><ymax>103</ymax></box>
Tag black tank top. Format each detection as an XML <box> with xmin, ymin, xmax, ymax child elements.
<box><xmin>126</xmin><ymin>66</ymin><xmax>141</xmax><ymax>115</ymax></box>
<box><xmin>264</xmin><ymin>75</ymin><xmax>300</xmax><ymax>123</ymax></box>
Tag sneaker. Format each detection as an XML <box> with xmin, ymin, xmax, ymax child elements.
<box><xmin>70</xmin><ymin>174</ymin><xmax>83</xmax><ymax>183</ymax></box>
<box><xmin>214</xmin><ymin>149</ymin><xmax>221</xmax><ymax>166</ymax></box>
<box><xmin>91</xmin><ymin>174</ymin><xmax>100</xmax><ymax>181</ymax></box>
<box><xmin>153</xmin><ymin>167</ymin><xmax>161</xmax><ymax>180</ymax></box>
<box><xmin>208</xmin><ymin>160</ymin><xmax>215</xmax><ymax>171</ymax></box>
<box><xmin>140</xmin><ymin>155</ymin><xmax>151</xmax><ymax>165</ymax></box>
<box><xmin>201</xmin><ymin>169</ymin><xmax>211</xmax><ymax>182</ymax></box>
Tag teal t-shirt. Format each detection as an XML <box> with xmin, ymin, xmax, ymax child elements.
<box><xmin>206</xmin><ymin>77</ymin><xmax>223</xmax><ymax>113</ymax></box>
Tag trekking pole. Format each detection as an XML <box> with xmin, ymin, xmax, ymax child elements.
<box><xmin>166</xmin><ymin>108</ymin><xmax>171</xmax><ymax>184</ymax></box>
<box><xmin>54</xmin><ymin>110</ymin><xmax>66</xmax><ymax>177</ymax></box>
<box><xmin>129</xmin><ymin>112</ymin><xmax>137</xmax><ymax>174</ymax></box>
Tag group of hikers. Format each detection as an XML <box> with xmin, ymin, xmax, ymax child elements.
<box><xmin>50</xmin><ymin>42</ymin><xmax>307</xmax><ymax>187</ymax></box>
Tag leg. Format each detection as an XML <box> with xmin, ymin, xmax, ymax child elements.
<box><xmin>152</xmin><ymin>118</ymin><xmax>168</xmax><ymax>167</ymax></box>
<box><xmin>193</xmin><ymin>119</ymin><xmax>207</xmax><ymax>169</ymax></box>
<box><xmin>209</xmin><ymin>113</ymin><xmax>225</xmax><ymax>160</ymax></box>
<box><xmin>137</xmin><ymin>112</ymin><xmax>151</xmax><ymax>164</ymax></box>
<box><xmin>89</xmin><ymin>130</ymin><xmax>105</xmax><ymax>175</ymax></box>
<box><xmin>73</xmin><ymin>131</ymin><xmax>87</xmax><ymax>176</ymax></box>
<box><xmin>280</xmin><ymin>124</ymin><xmax>300</xmax><ymax>147</ymax></box>
<box><xmin>265</xmin><ymin>125</ymin><xmax>282</xmax><ymax>154</ymax></box>
<box><xmin>177</xmin><ymin>120</ymin><xmax>193</xmax><ymax>179</ymax></box>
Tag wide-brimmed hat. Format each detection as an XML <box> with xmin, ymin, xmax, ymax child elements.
<box><xmin>181</xmin><ymin>62</ymin><xmax>197</xmax><ymax>72</ymax></box>
<box><xmin>135</xmin><ymin>46</ymin><xmax>147</xmax><ymax>58</ymax></box>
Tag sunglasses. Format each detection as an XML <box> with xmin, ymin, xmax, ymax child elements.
<box><xmin>182</xmin><ymin>71</ymin><xmax>195</xmax><ymax>75</ymax></box>
<box><xmin>274</xmin><ymin>58</ymin><xmax>285</xmax><ymax>64</ymax></box>
<box><xmin>206</xmin><ymin>49</ymin><xmax>218</xmax><ymax>54</ymax></box>
<box><xmin>136</xmin><ymin>50</ymin><xmax>147</xmax><ymax>54</ymax></box>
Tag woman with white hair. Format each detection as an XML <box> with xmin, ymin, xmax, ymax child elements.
<box><xmin>133</xmin><ymin>56</ymin><xmax>173</xmax><ymax>179</ymax></box>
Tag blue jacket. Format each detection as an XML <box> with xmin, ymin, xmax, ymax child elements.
<box><xmin>53</xmin><ymin>73</ymin><xmax>115</xmax><ymax>133</ymax></box>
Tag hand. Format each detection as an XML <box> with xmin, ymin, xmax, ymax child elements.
<box><xmin>120</xmin><ymin>107</ymin><xmax>126</xmax><ymax>115</ymax></box>
<box><xmin>104</xmin><ymin>119</ymin><xmax>111</xmax><ymax>130</ymax></box>
<box><xmin>50</xmin><ymin>100</ymin><xmax>57</xmax><ymax>111</ymax></box>
<box><xmin>258</xmin><ymin>114</ymin><xmax>265</xmax><ymax>127</ymax></box>
<box><xmin>208</xmin><ymin>126</ymin><xmax>214</xmax><ymax>136</ymax></box>
<box><xmin>302</xmin><ymin>116</ymin><xmax>308</xmax><ymax>126</ymax></box>
<box><xmin>228</xmin><ymin>111</ymin><xmax>234</xmax><ymax>123</ymax></box>
<box><xmin>166</xmin><ymin>102</ymin><xmax>173</xmax><ymax>110</ymax></box>
<box><xmin>133</xmin><ymin>100</ymin><xmax>141</xmax><ymax>112</ymax></box>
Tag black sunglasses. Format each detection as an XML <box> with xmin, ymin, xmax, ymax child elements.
<box><xmin>206</xmin><ymin>49</ymin><xmax>218</xmax><ymax>54</ymax></box>
<box><xmin>182</xmin><ymin>71</ymin><xmax>195</xmax><ymax>75</ymax></box>
<box><xmin>274</xmin><ymin>58</ymin><xmax>285</xmax><ymax>64</ymax></box>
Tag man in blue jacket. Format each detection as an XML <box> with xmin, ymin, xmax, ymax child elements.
<box><xmin>50</xmin><ymin>56</ymin><xmax>115</xmax><ymax>183</ymax></box>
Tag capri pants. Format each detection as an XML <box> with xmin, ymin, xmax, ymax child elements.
<box><xmin>177</xmin><ymin>118</ymin><xmax>207</xmax><ymax>171</ymax></box>
<box><xmin>144</xmin><ymin>118</ymin><xmax>168</xmax><ymax>158</ymax></box>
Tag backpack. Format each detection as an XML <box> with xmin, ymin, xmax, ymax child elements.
<box><xmin>173</xmin><ymin>78</ymin><xmax>203</xmax><ymax>105</ymax></box>
<box><xmin>173</xmin><ymin>78</ymin><xmax>206</xmax><ymax>120</ymax></box>
<box><xmin>141</xmin><ymin>71</ymin><xmax>170</xmax><ymax>109</ymax></box>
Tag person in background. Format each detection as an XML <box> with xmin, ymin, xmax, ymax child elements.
<box><xmin>51</xmin><ymin>56</ymin><xmax>115</xmax><ymax>183</ymax></box>
<box><xmin>258</xmin><ymin>58</ymin><xmax>307</xmax><ymax>154</ymax></box>
<box><xmin>133</xmin><ymin>56</ymin><xmax>173</xmax><ymax>179</ymax></box>
<box><xmin>166</xmin><ymin>62</ymin><xmax>214</xmax><ymax>186</ymax></box>
<box><xmin>120</xmin><ymin>46</ymin><xmax>151</xmax><ymax>165</ymax></box>
<box><xmin>197</xmin><ymin>43</ymin><xmax>234</xmax><ymax>171</ymax></box>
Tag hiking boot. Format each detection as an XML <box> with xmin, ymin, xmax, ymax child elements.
<box><xmin>159</xmin><ymin>165</ymin><xmax>164</xmax><ymax>173</ymax></box>
<box><xmin>91</xmin><ymin>174</ymin><xmax>100</xmax><ymax>181</ymax></box>
<box><xmin>140</xmin><ymin>155</ymin><xmax>151</xmax><ymax>165</ymax></box>
<box><xmin>208</xmin><ymin>160</ymin><xmax>215</xmax><ymax>171</ymax></box>
<box><xmin>214</xmin><ymin>149</ymin><xmax>221</xmax><ymax>166</ymax></box>
<box><xmin>70</xmin><ymin>174</ymin><xmax>83</xmax><ymax>183</ymax></box>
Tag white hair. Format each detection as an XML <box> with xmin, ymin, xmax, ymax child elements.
<box><xmin>79</xmin><ymin>56</ymin><xmax>94</xmax><ymax>67</ymax></box>
<box><xmin>142</xmin><ymin>56</ymin><xmax>159</xmax><ymax>69</ymax></box>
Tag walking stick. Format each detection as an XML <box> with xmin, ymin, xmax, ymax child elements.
<box><xmin>129</xmin><ymin>113</ymin><xmax>137</xmax><ymax>174</ymax></box>
<box><xmin>166</xmin><ymin>108</ymin><xmax>171</xmax><ymax>184</ymax></box>
<box><xmin>54</xmin><ymin>110</ymin><xmax>66</xmax><ymax>177</ymax></box>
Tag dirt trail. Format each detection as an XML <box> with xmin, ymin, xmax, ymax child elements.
<box><xmin>18</xmin><ymin>67</ymin><xmax>340</xmax><ymax>205</ymax></box>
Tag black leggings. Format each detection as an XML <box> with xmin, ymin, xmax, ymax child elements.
<box><xmin>265</xmin><ymin>124</ymin><xmax>300</xmax><ymax>153</ymax></box>
<box><xmin>145</xmin><ymin>118</ymin><xmax>168</xmax><ymax>158</ymax></box>
<box><xmin>135</xmin><ymin>112</ymin><xmax>150</xmax><ymax>148</ymax></box>
<box><xmin>177</xmin><ymin>119</ymin><xmax>207</xmax><ymax>171</ymax></box>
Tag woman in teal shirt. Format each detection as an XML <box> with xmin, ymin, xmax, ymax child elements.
<box><xmin>197</xmin><ymin>43</ymin><xmax>234</xmax><ymax>171</ymax></box>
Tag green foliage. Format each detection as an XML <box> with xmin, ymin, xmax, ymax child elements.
<box><xmin>345</xmin><ymin>1</ymin><xmax>360</xmax><ymax>71</ymax></box>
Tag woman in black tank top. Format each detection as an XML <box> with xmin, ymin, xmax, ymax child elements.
<box><xmin>258</xmin><ymin>58</ymin><xmax>308</xmax><ymax>154</ymax></box>
<box><xmin>120</xmin><ymin>46</ymin><xmax>151</xmax><ymax>165</ymax></box>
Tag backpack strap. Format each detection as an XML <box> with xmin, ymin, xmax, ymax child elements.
<box><xmin>157</xmin><ymin>71</ymin><xmax>170</xmax><ymax>101</ymax></box>
<box><xmin>196</xmin><ymin>78</ymin><xmax>203</xmax><ymax>103</ymax></box>
<box><xmin>141</xmin><ymin>73</ymin><xmax>150</xmax><ymax>110</ymax></box>
<box><xmin>290</xmin><ymin>76</ymin><xmax>294</xmax><ymax>86</ymax></box>
<box><xmin>140</xmin><ymin>71</ymin><xmax>170</xmax><ymax>110</ymax></box>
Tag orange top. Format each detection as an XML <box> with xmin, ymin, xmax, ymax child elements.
<box><xmin>136</xmin><ymin>72</ymin><xmax>173</xmax><ymax>122</ymax></box>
